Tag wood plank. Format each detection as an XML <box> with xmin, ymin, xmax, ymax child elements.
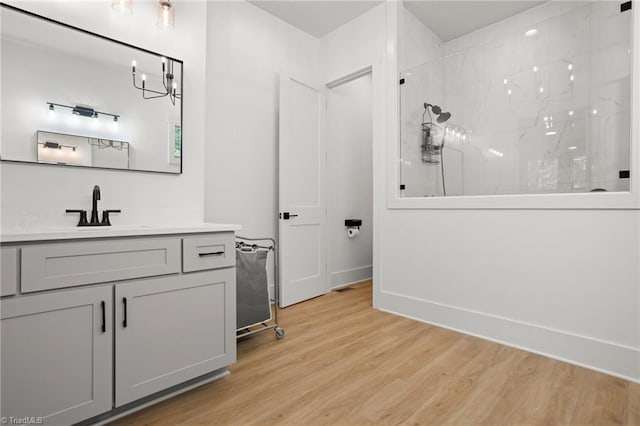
<box><xmin>111</xmin><ymin>281</ymin><xmax>640</xmax><ymax>425</ymax></box>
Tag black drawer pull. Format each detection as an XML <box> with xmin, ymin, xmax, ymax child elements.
<box><xmin>122</xmin><ymin>297</ymin><xmax>128</xmax><ymax>328</ymax></box>
<box><xmin>198</xmin><ymin>251</ymin><xmax>224</xmax><ymax>257</ymax></box>
<box><xmin>100</xmin><ymin>301</ymin><xmax>106</xmax><ymax>333</ymax></box>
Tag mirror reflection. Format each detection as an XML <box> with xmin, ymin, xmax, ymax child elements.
<box><xmin>0</xmin><ymin>5</ymin><xmax>183</xmax><ymax>174</ymax></box>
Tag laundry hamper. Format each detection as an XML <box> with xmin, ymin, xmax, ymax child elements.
<box><xmin>235</xmin><ymin>236</ymin><xmax>284</xmax><ymax>339</ymax></box>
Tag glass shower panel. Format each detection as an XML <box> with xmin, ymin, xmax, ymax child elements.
<box><xmin>399</xmin><ymin>0</ymin><xmax>634</xmax><ymax>197</ymax></box>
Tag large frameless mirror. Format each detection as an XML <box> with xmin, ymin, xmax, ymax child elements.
<box><xmin>399</xmin><ymin>0</ymin><xmax>634</xmax><ymax>197</ymax></box>
<box><xmin>0</xmin><ymin>4</ymin><xmax>183</xmax><ymax>174</ymax></box>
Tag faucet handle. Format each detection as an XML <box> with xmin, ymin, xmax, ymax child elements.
<box><xmin>101</xmin><ymin>209</ymin><xmax>121</xmax><ymax>226</ymax></box>
<box><xmin>66</xmin><ymin>209</ymin><xmax>88</xmax><ymax>226</ymax></box>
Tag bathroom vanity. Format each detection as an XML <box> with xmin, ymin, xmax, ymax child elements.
<box><xmin>0</xmin><ymin>224</ymin><xmax>240</xmax><ymax>425</ymax></box>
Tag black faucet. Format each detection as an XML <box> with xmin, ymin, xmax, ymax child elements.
<box><xmin>91</xmin><ymin>185</ymin><xmax>101</xmax><ymax>225</ymax></box>
<box><xmin>66</xmin><ymin>185</ymin><xmax>121</xmax><ymax>227</ymax></box>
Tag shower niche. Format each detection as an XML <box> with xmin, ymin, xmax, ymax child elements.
<box><xmin>399</xmin><ymin>0</ymin><xmax>634</xmax><ymax>198</ymax></box>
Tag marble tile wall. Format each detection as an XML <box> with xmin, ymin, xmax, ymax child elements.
<box><xmin>400</xmin><ymin>0</ymin><xmax>633</xmax><ymax>196</ymax></box>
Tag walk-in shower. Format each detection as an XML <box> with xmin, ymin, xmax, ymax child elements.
<box><xmin>399</xmin><ymin>0</ymin><xmax>633</xmax><ymax>198</ymax></box>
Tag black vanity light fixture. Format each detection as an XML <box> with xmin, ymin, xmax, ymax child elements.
<box><xmin>131</xmin><ymin>57</ymin><xmax>181</xmax><ymax>105</ymax></box>
<box><xmin>47</xmin><ymin>102</ymin><xmax>120</xmax><ymax>122</ymax></box>
<box><xmin>40</xmin><ymin>141</ymin><xmax>77</xmax><ymax>152</ymax></box>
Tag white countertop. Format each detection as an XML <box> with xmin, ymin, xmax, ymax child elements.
<box><xmin>1</xmin><ymin>223</ymin><xmax>242</xmax><ymax>243</ymax></box>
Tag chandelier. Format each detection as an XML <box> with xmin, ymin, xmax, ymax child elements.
<box><xmin>131</xmin><ymin>57</ymin><xmax>181</xmax><ymax>105</ymax></box>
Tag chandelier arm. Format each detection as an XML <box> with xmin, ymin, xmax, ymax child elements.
<box><xmin>143</xmin><ymin>91</ymin><xmax>170</xmax><ymax>100</ymax></box>
<box><xmin>133</xmin><ymin>73</ymin><xmax>172</xmax><ymax>96</ymax></box>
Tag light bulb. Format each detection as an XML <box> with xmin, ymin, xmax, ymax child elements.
<box><xmin>112</xmin><ymin>0</ymin><xmax>133</xmax><ymax>16</ymax></box>
<box><xmin>141</xmin><ymin>74</ymin><xmax>146</xmax><ymax>81</ymax></box>
<box><xmin>533</xmin><ymin>65</ymin><xmax>538</xmax><ymax>72</ymax></box>
<box><xmin>132</xmin><ymin>60</ymin><xmax>137</xmax><ymax>73</ymax></box>
<box><xmin>158</xmin><ymin>1</ymin><xmax>175</xmax><ymax>30</ymax></box>
<box><xmin>569</xmin><ymin>110</ymin><xmax>574</xmax><ymax>116</ymax></box>
<box><xmin>503</xmin><ymin>78</ymin><xmax>508</xmax><ymax>85</ymax></box>
<box><xmin>568</xmin><ymin>63</ymin><xmax>573</xmax><ymax>71</ymax></box>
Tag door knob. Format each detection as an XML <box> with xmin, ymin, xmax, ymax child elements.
<box><xmin>281</xmin><ymin>212</ymin><xmax>299</xmax><ymax>220</ymax></box>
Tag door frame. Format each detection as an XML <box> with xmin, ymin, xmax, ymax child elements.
<box><xmin>323</xmin><ymin>64</ymin><xmax>379</xmax><ymax>296</ymax></box>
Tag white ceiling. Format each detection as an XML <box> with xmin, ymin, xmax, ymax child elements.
<box><xmin>404</xmin><ymin>1</ymin><xmax>544</xmax><ymax>42</ymax></box>
<box><xmin>249</xmin><ymin>1</ymin><xmax>544</xmax><ymax>41</ymax></box>
<box><xmin>248</xmin><ymin>1</ymin><xmax>383</xmax><ymax>38</ymax></box>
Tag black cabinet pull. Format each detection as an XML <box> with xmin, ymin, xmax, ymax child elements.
<box><xmin>198</xmin><ymin>251</ymin><xmax>224</xmax><ymax>257</ymax></box>
<box><xmin>122</xmin><ymin>297</ymin><xmax>128</xmax><ymax>328</ymax></box>
<box><xmin>100</xmin><ymin>301</ymin><xmax>106</xmax><ymax>333</ymax></box>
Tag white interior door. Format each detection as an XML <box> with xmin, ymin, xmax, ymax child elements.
<box><xmin>278</xmin><ymin>72</ymin><xmax>326</xmax><ymax>307</ymax></box>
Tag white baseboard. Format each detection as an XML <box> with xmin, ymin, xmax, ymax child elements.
<box><xmin>330</xmin><ymin>265</ymin><xmax>372</xmax><ymax>289</ymax></box>
<box><xmin>377</xmin><ymin>290</ymin><xmax>640</xmax><ymax>383</ymax></box>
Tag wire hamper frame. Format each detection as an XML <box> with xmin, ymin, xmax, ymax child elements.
<box><xmin>235</xmin><ymin>235</ymin><xmax>284</xmax><ymax>340</ymax></box>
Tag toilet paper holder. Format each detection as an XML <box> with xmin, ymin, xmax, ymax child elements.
<box><xmin>344</xmin><ymin>219</ymin><xmax>362</xmax><ymax>229</ymax></box>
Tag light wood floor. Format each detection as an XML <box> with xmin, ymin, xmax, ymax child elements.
<box><xmin>113</xmin><ymin>281</ymin><xmax>640</xmax><ymax>425</ymax></box>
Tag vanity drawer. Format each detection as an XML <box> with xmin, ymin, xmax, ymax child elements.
<box><xmin>21</xmin><ymin>238</ymin><xmax>181</xmax><ymax>293</ymax></box>
<box><xmin>1</xmin><ymin>246</ymin><xmax>19</xmax><ymax>296</ymax></box>
<box><xmin>182</xmin><ymin>233</ymin><xmax>235</xmax><ymax>272</ymax></box>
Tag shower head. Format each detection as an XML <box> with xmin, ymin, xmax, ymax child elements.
<box><xmin>423</xmin><ymin>102</ymin><xmax>451</xmax><ymax>125</ymax></box>
<box><xmin>437</xmin><ymin>112</ymin><xmax>451</xmax><ymax>123</ymax></box>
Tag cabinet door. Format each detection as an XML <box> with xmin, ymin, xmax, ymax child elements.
<box><xmin>1</xmin><ymin>286</ymin><xmax>113</xmax><ymax>425</ymax></box>
<box><xmin>115</xmin><ymin>269</ymin><xmax>236</xmax><ymax>407</ymax></box>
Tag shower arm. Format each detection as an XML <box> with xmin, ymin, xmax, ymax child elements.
<box><xmin>422</xmin><ymin>104</ymin><xmax>443</xmax><ymax>129</ymax></box>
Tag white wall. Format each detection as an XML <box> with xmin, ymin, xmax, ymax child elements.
<box><xmin>327</xmin><ymin>73</ymin><xmax>373</xmax><ymax>288</ymax></box>
<box><xmin>319</xmin><ymin>4</ymin><xmax>385</xmax><ymax>84</ymax></box>
<box><xmin>379</xmin><ymin>1</ymin><xmax>640</xmax><ymax>382</ymax></box>
<box><xmin>1</xmin><ymin>0</ymin><xmax>207</xmax><ymax>229</ymax></box>
<box><xmin>318</xmin><ymin>5</ymin><xmax>386</xmax><ymax>291</ymax></box>
<box><xmin>203</xmin><ymin>1</ymin><xmax>319</xmax><ymax>242</ymax></box>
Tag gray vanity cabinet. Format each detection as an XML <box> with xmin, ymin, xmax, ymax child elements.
<box><xmin>0</xmin><ymin>229</ymin><xmax>238</xmax><ymax>425</ymax></box>
<box><xmin>0</xmin><ymin>286</ymin><xmax>113</xmax><ymax>425</ymax></box>
<box><xmin>114</xmin><ymin>268</ymin><xmax>236</xmax><ymax>406</ymax></box>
